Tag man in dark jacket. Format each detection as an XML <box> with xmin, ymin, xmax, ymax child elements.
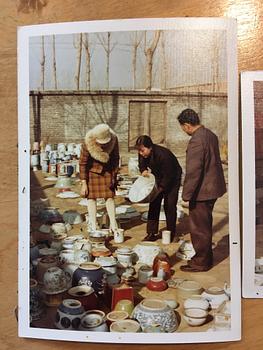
<box><xmin>177</xmin><ymin>108</ymin><xmax>226</xmax><ymax>272</ymax></box>
<box><xmin>136</xmin><ymin>135</ymin><xmax>182</xmax><ymax>242</ymax></box>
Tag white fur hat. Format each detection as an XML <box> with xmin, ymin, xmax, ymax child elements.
<box><xmin>92</xmin><ymin>124</ymin><xmax>112</xmax><ymax>144</ymax></box>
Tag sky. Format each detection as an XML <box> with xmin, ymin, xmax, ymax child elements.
<box><xmin>29</xmin><ymin>29</ymin><xmax>227</xmax><ymax>91</ymax></box>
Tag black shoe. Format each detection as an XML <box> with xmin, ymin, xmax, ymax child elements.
<box><xmin>180</xmin><ymin>264</ymin><xmax>212</xmax><ymax>272</ymax></box>
<box><xmin>143</xmin><ymin>233</ymin><xmax>157</xmax><ymax>241</ymax></box>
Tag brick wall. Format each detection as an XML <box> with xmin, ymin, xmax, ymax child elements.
<box><xmin>30</xmin><ymin>90</ymin><xmax>227</xmax><ymax>162</ymax></box>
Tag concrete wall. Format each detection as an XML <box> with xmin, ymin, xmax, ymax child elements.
<box><xmin>30</xmin><ymin>90</ymin><xmax>227</xmax><ymax>162</ymax></box>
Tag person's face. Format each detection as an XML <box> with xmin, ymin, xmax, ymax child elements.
<box><xmin>180</xmin><ymin>123</ymin><xmax>192</xmax><ymax>136</ymax></box>
<box><xmin>138</xmin><ymin>145</ymin><xmax>152</xmax><ymax>158</ymax></box>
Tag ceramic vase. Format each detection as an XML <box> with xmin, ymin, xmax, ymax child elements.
<box><xmin>30</xmin><ymin>279</ymin><xmax>44</xmax><ymax>321</ymax></box>
<box><xmin>67</xmin><ymin>285</ymin><xmax>98</xmax><ymax>311</ymax></box>
<box><xmin>55</xmin><ymin>299</ymin><xmax>85</xmax><ymax>330</ymax></box>
<box><xmin>72</xmin><ymin>262</ymin><xmax>105</xmax><ymax>294</ymax></box>
<box><xmin>132</xmin><ymin>298</ymin><xmax>178</xmax><ymax>333</ymax></box>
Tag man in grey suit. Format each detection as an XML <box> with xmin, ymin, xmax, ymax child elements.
<box><xmin>177</xmin><ymin>108</ymin><xmax>226</xmax><ymax>272</ymax></box>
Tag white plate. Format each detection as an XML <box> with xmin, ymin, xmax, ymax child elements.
<box><xmin>56</xmin><ymin>191</ymin><xmax>80</xmax><ymax>198</ymax></box>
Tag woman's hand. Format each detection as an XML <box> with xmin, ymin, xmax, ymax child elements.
<box><xmin>80</xmin><ymin>181</ymin><xmax>88</xmax><ymax>197</ymax></box>
<box><xmin>142</xmin><ymin>170</ymin><xmax>150</xmax><ymax>177</ymax></box>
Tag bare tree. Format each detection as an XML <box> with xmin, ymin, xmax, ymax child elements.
<box><xmin>40</xmin><ymin>36</ymin><xmax>45</xmax><ymax>90</ymax></box>
<box><xmin>212</xmin><ymin>31</ymin><xmax>220</xmax><ymax>92</ymax></box>
<box><xmin>130</xmin><ymin>32</ymin><xmax>143</xmax><ymax>90</ymax></box>
<box><xmin>73</xmin><ymin>33</ymin><xmax>83</xmax><ymax>90</ymax></box>
<box><xmin>96</xmin><ymin>32</ymin><xmax>117</xmax><ymax>90</ymax></box>
<box><xmin>161</xmin><ymin>31</ymin><xmax>168</xmax><ymax>90</ymax></box>
<box><xmin>82</xmin><ymin>33</ymin><xmax>93</xmax><ymax>91</ymax></box>
<box><xmin>143</xmin><ymin>30</ymin><xmax>161</xmax><ymax>134</ymax></box>
<box><xmin>144</xmin><ymin>30</ymin><xmax>161</xmax><ymax>91</ymax></box>
<box><xmin>52</xmin><ymin>35</ymin><xmax>58</xmax><ymax>89</ymax></box>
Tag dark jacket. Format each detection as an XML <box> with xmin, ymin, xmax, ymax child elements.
<box><xmin>182</xmin><ymin>126</ymin><xmax>226</xmax><ymax>201</ymax></box>
<box><xmin>138</xmin><ymin>144</ymin><xmax>182</xmax><ymax>193</ymax></box>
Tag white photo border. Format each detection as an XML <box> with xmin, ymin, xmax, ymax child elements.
<box><xmin>241</xmin><ymin>71</ymin><xmax>263</xmax><ymax>298</ymax></box>
<box><xmin>18</xmin><ymin>17</ymin><xmax>241</xmax><ymax>343</ymax></box>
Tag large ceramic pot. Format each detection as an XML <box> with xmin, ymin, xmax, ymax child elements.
<box><xmin>50</xmin><ymin>233</ymin><xmax>67</xmax><ymax>252</ymax></box>
<box><xmin>201</xmin><ymin>287</ymin><xmax>229</xmax><ymax>309</ymax></box>
<box><xmin>133</xmin><ymin>242</ymin><xmax>162</xmax><ymax>265</ymax></box>
<box><xmin>36</xmin><ymin>256</ymin><xmax>58</xmax><ymax>284</ymax></box>
<box><xmin>30</xmin><ymin>279</ymin><xmax>44</xmax><ymax>321</ymax></box>
<box><xmin>152</xmin><ymin>252</ymin><xmax>172</xmax><ymax>280</ymax></box>
<box><xmin>73</xmin><ymin>239</ymin><xmax>92</xmax><ymax>253</ymax></box>
<box><xmin>55</xmin><ymin>299</ymin><xmax>85</xmax><ymax>330</ymax></box>
<box><xmin>72</xmin><ymin>262</ymin><xmax>105</xmax><ymax>294</ymax></box>
<box><xmin>79</xmin><ymin>310</ymin><xmax>108</xmax><ymax>332</ymax></box>
<box><xmin>68</xmin><ymin>285</ymin><xmax>98</xmax><ymax>311</ymax></box>
<box><xmin>39</xmin><ymin>207</ymin><xmax>63</xmax><ymax>224</ymax></box>
<box><xmin>132</xmin><ymin>298</ymin><xmax>178</xmax><ymax>333</ymax></box>
<box><xmin>63</xmin><ymin>210</ymin><xmax>83</xmax><ymax>225</ymax></box>
<box><xmin>43</xmin><ymin>266</ymin><xmax>70</xmax><ymax>294</ymax></box>
<box><xmin>59</xmin><ymin>249</ymin><xmax>75</xmax><ymax>265</ymax></box>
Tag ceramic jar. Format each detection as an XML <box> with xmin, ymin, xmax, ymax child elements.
<box><xmin>43</xmin><ymin>266</ymin><xmax>70</xmax><ymax>294</ymax></box>
<box><xmin>68</xmin><ymin>285</ymin><xmax>98</xmax><ymax>311</ymax></box>
<box><xmin>116</xmin><ymin>247</ymin><xmax>133</xmax><ymax>267</ymax></box>
<box><xmin>201</xmin><ymin>287</ymin><xmax>229</xmax><ymax>309</ymax></box>
<box><xmin>152</xmin><ymin>252</ymin><xmax>172</xmax><ymax>280</ymax></box>
<box><xmin>51</xmin><ymin>222</ymin><xmax>71</xmax><ymax>237</ymax></box>
<box><xmin>36</xmin><ymin>256</ymin><xmax>58</xmax><ymax>284</ymax></box>
<box><xmin>30</xmin><ymin>279</ymin><xmax>44</xmax><ymax>321</ymax></box>
<box><xmin>176</xmin><ymin>240</ymin><xmax>196</xmax><ymax>260</ymax></box>
<box><xmin>183</xmin><ymin>295</ymin><xmax>210</xmax><ymax>310</ymax></box>
<box><xmin>114</xmin><ymin>299</ymin><xmax>134</xmax><ymax>316</ymax></box>
<box><xmin>73</xmin><ymin>239</ymin><xmax>92</xmax><ymax>253</ymax></box>
<box><xmin>79</xmin><ymin>310</ymin><xmax>108</xmax><ymax>332</ymax></box>
<box><xmin>72</xmin><ymin>262</ymin><xmax>105</xmax><ymax>294</ymax></box>
<box><xmin>55</xmin><ymin>299</ymin><xmax>85</xmax><ymax>330</ymax></box>
<box><xmin>50</xmin><ymin>233</ymin><xmax>67</xmax><ymax>252</ymax></box>
<box><xmin>94</xmin><ymin>256</ymin><xmax>117</xmax><ymax>275</ymax></box>
<box><xmin>132</xmin><ymin>298</ymin><xmax>178</xmax><ymax>333</ymax></box>
<box><xmin>59</xmin><ymin>249</ymin><xmax>75</xmax><ymax>265</ymax></box>
<box><xmin>133</xmin><ymin>242</ymin><xmax>162</xmax><ymax>265</ymax></box>
<box><xmin>39</xmin><ymin>247</ymin><xmax>58</xmax><ymax>257</ymax></box>
<box><xmin>138</xmin><ymin>265</ymin><xmax>153</xmax><ymax>284</ymax></box>
<box><xmin>113</xmin><ymin>229</ymin><xmax>124</xmax><ymax>244</ymax></box>
<box><xmin>74</xmin><ymin>250</ymin><xmax>91</xmax><ymax>264</ymax></box>
<box><xmin>110</xmin><ymin>320</ymin><xmax>141</xmax><ymax>333</ymax></box>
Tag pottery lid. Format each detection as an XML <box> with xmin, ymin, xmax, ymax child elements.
<box><xmin>140</xmin><ymin>298</ymin><xmax>167</xmax><ymax>311</ymax></box>
<box><xmin>110</xmin><ymin>320</ymin><xmax>141</xmax><ymax>333</ymax></box>
<box><xmin>116</xmin><ymin>247</ymin><xmax>132</xmax><ymax>254</ymax></box>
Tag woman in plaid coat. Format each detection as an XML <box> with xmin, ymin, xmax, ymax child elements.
<box><xmin>79</xmin><ymin>124</ymin><xmax>120</xmax><ymax>232</ymax></box>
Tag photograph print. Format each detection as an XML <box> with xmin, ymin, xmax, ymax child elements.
<box><xmin>18</xmin><ymin>18</ymin><xmax>240</xmax><ymax>343</ymax></box>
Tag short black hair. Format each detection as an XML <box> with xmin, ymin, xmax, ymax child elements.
<box><xmin>177</xmin><ymin>108</ymin><xmax>200</xmax><ymax>125</ymax></box>
<box><xmin>135</xmin><ymin>135</ymin><xmax>153</xmax><ymax>148</ymax></box>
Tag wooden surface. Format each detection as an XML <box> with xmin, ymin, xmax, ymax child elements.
<box><xmin>0</xmin><ymin>0</ymin><xmax>263</xmax><ymax>349</ymax></box>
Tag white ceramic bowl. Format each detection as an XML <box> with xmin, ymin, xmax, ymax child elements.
<box><xmin>183</xmin><ymin>295</ymin><xmax>210</xmax><ymax>310</ymax></box>
<box><xmin>183</xmin><ymin>308</ymin><xmax>208</xmax><ymax>326</ymax></box>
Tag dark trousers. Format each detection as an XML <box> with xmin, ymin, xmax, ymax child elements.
<box><xmin>147</xmin><ymin>181</ymin><xmax>180</xmax><ymax>239</ymax></box>
<box><xmin>188</xmin><ymin>199</ymin><xmax>217</xmax><ymax>269</ymax></box>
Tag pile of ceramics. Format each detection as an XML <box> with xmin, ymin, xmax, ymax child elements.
<box><xmin>30</xmin><ymin>215</ymin><xmax>232</xmax><ymax>332</ymax></box>
<box><xmin>30</xmin><ymin>141</ymin><xmax>81</xmax><ymax>176</ymax></box>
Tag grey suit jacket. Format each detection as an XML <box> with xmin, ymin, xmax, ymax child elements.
<box><xmin>182</xmin><ymin>126</ymin><xmax>226</xmax><ymax>201</ymax></box>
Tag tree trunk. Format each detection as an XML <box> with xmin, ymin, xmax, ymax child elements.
<box><xmin>161</xmin><ymin>31</ymin><xmax>167</xmax><ymax>90</ymax></box>
<box><xmin>40</xmin><ymin>36</ymin><xmax>45</xmax><ymax>90</ymax></box>
<box><xmin>52</xmin><ymin>35</ymin><xmax>58</xmax><ymax>89</ymax></box>
<box><xmin>74</xmin><ymin>33</ymin><xmax>83</xmax><ymax>90</ymax></box>
<box><xmin>131</xmin><ymin>32</ymin><xmax>142</xmax><ymax>90</ymax></box>
<box><xmin>83</xmin><ymin>33</ymin><xmax>91</xmax><ymax>90</ymax></box>
<box><xmin>144</xmin><ymin>30</ymin><xmax>161</xmax><ymax>91</ymax></box>
<box><xmin>106</xmin><ymin>32</ymin><xmax>110</xmax><ymax>90</ymax></box>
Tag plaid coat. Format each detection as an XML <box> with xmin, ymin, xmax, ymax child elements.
<box><xmin>79</xmin><ymin>132</ymin><xmax>119</xmax><ymax>199</ymax></box>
